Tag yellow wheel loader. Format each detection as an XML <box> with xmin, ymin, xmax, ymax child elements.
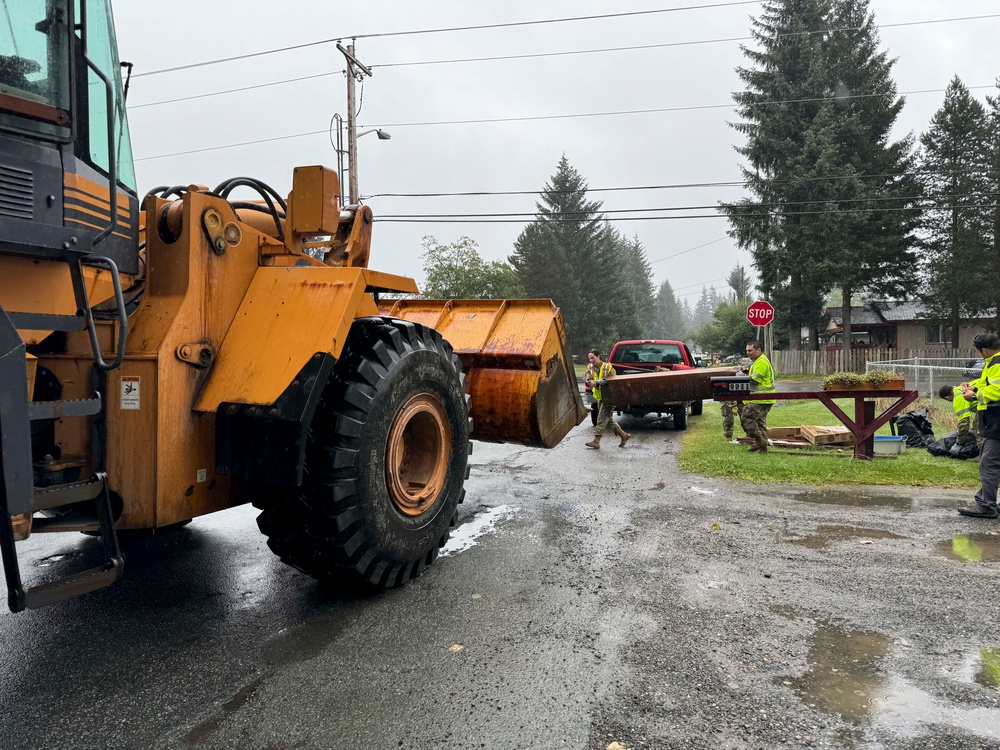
<box><xmin>0</xmin><ymin>0</ymin><xmax>585</xmax><ymax>612</ymax></box>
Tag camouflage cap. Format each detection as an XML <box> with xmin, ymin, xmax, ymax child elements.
<box><xmin>739</xmin><ymin>358</ymin><xmax>752</xmax><ymax>367</ymax></box>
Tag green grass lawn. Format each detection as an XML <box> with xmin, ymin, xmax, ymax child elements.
<box><xmin>678</xmin><ymin>397</ymin><xmax>980</xmax><ymax>488</ymax></box>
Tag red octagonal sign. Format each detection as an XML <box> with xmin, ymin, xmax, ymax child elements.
<box><xmin>746</xmin><ymin>300</ymin><xmax>775</xmax><ymax>326</ymax></box>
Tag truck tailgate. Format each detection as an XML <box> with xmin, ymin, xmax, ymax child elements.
<box><xmin>604</xmin><ymin>368</ymin><xmax>738</xmax><ymax>407</ymax></box>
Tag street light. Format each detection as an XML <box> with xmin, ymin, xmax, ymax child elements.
<box><xmin>330</xmin><ymin>113</ymin><xmax>391</xmax><ymax>206</ymax></box>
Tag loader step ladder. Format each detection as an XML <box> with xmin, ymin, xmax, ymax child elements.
<box><xmin>0</xmin><ymin>243</ymin><xmax>128</xmax><ymax>612</ymax></box>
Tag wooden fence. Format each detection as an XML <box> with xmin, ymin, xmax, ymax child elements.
<box><xmin>771</xmin><ymin>348</ymin><xmax>972</xmax><ymax>376</ymax></box>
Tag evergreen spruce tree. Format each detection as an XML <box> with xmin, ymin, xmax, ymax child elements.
<box><xmin>722</xmin><ymin>0</ymin><xmax>919</xmax><ymax>352</ymax></box>
<box><xmin>985</xmin><ymin>81</ymin><xmax>1000</xmax><ymax>329</ymax></box>
<box><xmin>918</xmin><ymin>77</ymin><xmax>991</xmax><ymax>343</ymax></box>
<box><xmin>722</xmin><ymin>0</ymin><xmax>832</xmax><ymax>350</ymax></box>
<box><xmin>822</xmin><ymin>0</ymin><xmax>920</xmax><ymax>348</ymax></box>
<box><xmin>510</xmin><ymin>156</ymin><xmax>649</xmax><ymax>350</ymax></box>
<box><xmin>620</xmin><ymin>234</ymin><xmax>656</xmax><ymax>337</ymax></box>
<box><xmin>509</xmin><ymin>222</ymin><xmax>581</xmax><ymax>329</ymax></box>
<box><xmin>727</xmin><ymin>263</ymin><xmax>754</xmax><ymax>303</ymax></box>
<box><xmin>653</xmin><ymin>280</ymin><xmax>686</xmax><ymax>339</ymax></box>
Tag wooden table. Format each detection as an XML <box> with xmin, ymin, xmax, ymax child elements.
<box><xmin>726</xmin><ymin>389</ymin><xmax>919</xmax><ymax>460</ymax></box>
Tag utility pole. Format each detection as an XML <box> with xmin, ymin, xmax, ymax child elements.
<box><xmin>337</xmin><ymin>42</ymin><xmax>373</xmax><ymax>205</ymax></box>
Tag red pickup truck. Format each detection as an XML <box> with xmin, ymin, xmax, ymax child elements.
<box><xmin>605</xmin><ymin>339</ymin><xmax>703</xmax><ymax>429</ymax></box>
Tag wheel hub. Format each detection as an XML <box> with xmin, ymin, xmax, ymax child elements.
<box><xmin>385</xmin><ymin>393</ymin><xmax>452</xmax><ymax>516</ymax></box>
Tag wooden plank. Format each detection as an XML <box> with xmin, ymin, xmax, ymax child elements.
<box><xmin>766</xmin><ymin>426</ymin><xmax>802</xmax><ymax>439</ymax></box>
<box><xmin>801</xmin><ymin>424</ymin><xmax>854</xmax><ymax>445</ymax></box>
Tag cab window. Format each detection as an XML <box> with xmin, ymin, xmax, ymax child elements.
<box><xmin>74</xmin><ymin>0</ymin><xmax>135</xmax><ymax>190</ymax></box>
<box><xmin>0</xmin><ymin>0</ymin><xmax>71</xmax><ymax>136</ymax></box>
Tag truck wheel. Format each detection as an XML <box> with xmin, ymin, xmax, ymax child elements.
<box><xmin>691</xmin><ymin>399</ymin><xmax>703</xmax><ymax>416</ymax></box>
<box><xmin>252</xmin><ymin>317</ymin><xmax>471</xmax><ymax>589</ymax></box>
<box><xmin>672</xmin><ymin>405</ymin><xmax>688</xmax><ymax>430</ymax></box>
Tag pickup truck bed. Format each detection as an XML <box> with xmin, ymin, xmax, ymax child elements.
<box><xmin>605</xmin><ymin>339</ymin><xmax>707</xmax><ymax>429</ymax></box>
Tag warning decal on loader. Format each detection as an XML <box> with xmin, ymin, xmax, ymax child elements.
<box><xmin>121</xmin><ymin>376</ymin><xmax>140</xmax><ymax>410</ymax></box>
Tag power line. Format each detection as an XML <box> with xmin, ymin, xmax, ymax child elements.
<box><xmin>371</xmin><ymin>14</ymin><xmax>1000</xmax><ymax>69</ymax></box>
<box><xmin>125</xmin><ymin>12</ymin><xmax>999</xmax><ymax>108</ymax></box>
<box><xmin>674</xmin><ymin>277</ymin><xmax>729</xmax><ymax>293</ymax></box>
<box><xmin>365</xmin><ymin>85</ymin><xmax>996</xmax><ymax>130</ymax></box>
<box><xmin>377</xmin><ymin>191</ymin><xmax>989</xmax><ymax>219</ymax></box>
<box><xmin>134</xmin><ymin>84</ymin><xmax>995</xmax><ymax>163</ymax></box>
<box><xmin>650</xmin><ymin>237</ymin><xmax>729</xmax><ymax>265</ymax></box>
<box><xmin>365</xmin><ymin>169</ymin><xmax>989</xmax><ymax>200</ymax></box>
<box><xmin>373</xmin><ymin>203</ymin><xmax>999</xmax><ymax>224</ymax></box>
<box><xmin>353</xmin><ymin>2</ymin><xmax>764</xmax><ymax>39</ymax></box>
<box><xmin>132</xmin><ymin>2</ymin><xmax>764</xmax><ymax>78</ymax></box>
<box><xmin>127</xmin><ymin>71</ymin><xmax>345</xmax><ymax>110</ymax></box>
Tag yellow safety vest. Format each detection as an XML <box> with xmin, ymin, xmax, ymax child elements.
<box><xmin>592</xmin><ymin>361</ymin><xmax>615</xmax><ymax>402</ymax></box>
<box><xmin>972</xmin><ymin>354</ymin><xmax>1000</xmax><ymax>410</ymax></box>
<box><xmin>952</xmin><ymin>386</ymin><xmax>975</xmax><ymax>420</ymax></box>
<box><xmin>748</xmin><ymin>354</ymin><xmax>776</xmax><ymax>405</ymax></box>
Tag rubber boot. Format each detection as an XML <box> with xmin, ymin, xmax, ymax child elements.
<box><xmin>585</xmin><ymin>436</ymin><xmax>601</xmax><ymax>449</ymax></box>
<box><xmin>619</xmin><ymin>432</ymin><xmax>631</xmax><ymax>448</ymax></box>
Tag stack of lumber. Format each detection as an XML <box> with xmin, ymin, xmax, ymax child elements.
<box><xmin>736</xmin><ymin>425</ymin><xmax>854</xmax><ymax>450</ymax></box>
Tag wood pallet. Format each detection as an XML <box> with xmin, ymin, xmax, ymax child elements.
<box><xmin>800</xmin><ymin>424</ymin><xmax>854</xmax><ymax>446</ymax></box>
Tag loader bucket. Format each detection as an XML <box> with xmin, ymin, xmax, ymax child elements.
<box><xmin>378</xmin><ymin>299</ymin><xmax>586</xmax><ymax>448</ymax></box>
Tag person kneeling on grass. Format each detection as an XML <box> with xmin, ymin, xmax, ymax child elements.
<box><xmin>938</xmin><ymin>384</ymin><xmax>978</xmax><ymax>457</ymax></box>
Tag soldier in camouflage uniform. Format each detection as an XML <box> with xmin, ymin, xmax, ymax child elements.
<box><xmin>721</xmin><ymin>357</ymin><xmax>752</xmax><ymax>441</ymax></box>
<box><xmin>739</xmin><ymin>340</ymin><xmax>776</xmax><ymax>453</ymax></box>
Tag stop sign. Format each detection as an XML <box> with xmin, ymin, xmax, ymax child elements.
<box><xmin>746</xmin><ymin>300</ymin><xmax>775</xmax><ymax>326</ymax></box>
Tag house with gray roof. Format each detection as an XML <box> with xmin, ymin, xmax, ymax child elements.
<box><xmin>822</xmin><ymin>301</ymin><xmax>993</xmax><ymax>350</ymax></box>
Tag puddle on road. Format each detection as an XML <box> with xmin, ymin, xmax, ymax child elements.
<box><xmin>35</xmin><ymin>553</ymin><xmax>72</xmax><ymax>567</ymax></box>
<box><xmin>789</xmin><ymin>489</ymin><xmax>914</xmax><ymax>510</ymax></box>
<box><xmin>778</xmin><ymin>622</ymin><xmax>1000</xmax><ymax>742</ymax></box>
<box><xmin>936</xmin><ymin>533</ymin><xmax>1000</xmax><ymax>563</ymax></box>
<box><xmin>787</xmin><ymin>525</ymin><xmax>903</xmax><ymax>550</ymax></box>
<box><xmin>439</xmin><ymin>505</ymin><xmax>518</xmax><ymax>558</ymax></box>
<box><xmin>779</xmin><ymin>622</ymin><xmax>891</xmax><ymax>724</ymax></box>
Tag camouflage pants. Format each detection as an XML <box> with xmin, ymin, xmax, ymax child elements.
<box><xmin>594</xmin><ymin>399</ymin><xmax>625</xmax><ymax>438</ymax></box>
<box><xmin>721</xmin><ymin>401</ymin><xmax>743</xmax><ymax>439</ymax></box>
<box><xmin>740</xmin><ymin>402</ymin><xmax>772</xmax><ymax>449</ymax></box>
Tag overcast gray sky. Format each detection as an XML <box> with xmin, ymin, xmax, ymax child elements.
<box><xmin>115</xmin><ymin>1</ymin><xmax>999</xmax><ymax>306</ymax></box>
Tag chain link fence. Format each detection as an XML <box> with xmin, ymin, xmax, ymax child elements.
<box><xmin>866</xmin><ymin>357</ymin><xmax>981</xmax><ymax>411</ymax></box>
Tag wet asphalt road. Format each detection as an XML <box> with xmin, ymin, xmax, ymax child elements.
<box><xmin>2</xmin><ymin>406</ymin><xmax>1000</xmax><ymax>750</ymax></box>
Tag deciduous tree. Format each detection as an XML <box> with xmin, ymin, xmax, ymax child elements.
<box><xmin>421</xmin><ymin>236</ymin><xmax>524</xmax><ymax>300</ymax></box>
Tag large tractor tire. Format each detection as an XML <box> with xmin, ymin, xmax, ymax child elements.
<box><xmin>251</xmin><ymin>317</ymin><xmax>471</xmax><ymax>589</ymax></box>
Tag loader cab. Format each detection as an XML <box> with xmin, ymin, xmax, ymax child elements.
<box><xmin>0</xmin><ymin>0</ymin><xmax>138</xmax><ymax>273</ymax></box>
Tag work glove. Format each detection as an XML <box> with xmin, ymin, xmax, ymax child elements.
<box><xmin>949</xmin><ymin>443</ymin><xmax>962</xmax><ymax>456</ymax></box>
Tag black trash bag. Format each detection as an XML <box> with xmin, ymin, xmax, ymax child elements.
<box><xmin>926</xmin><ymin>430</ymin><xmax>980</xmax><ymax>460</ymax></box>
<box><xmin>895</xmin><ymin>409</ymin><xmax>936</xmax><ymax>448</ymax></box>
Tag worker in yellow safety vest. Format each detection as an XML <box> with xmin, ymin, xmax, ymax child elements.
<box><xmin>958</xmin><ymin>333</ymin><xmax>1000</xmax><ymax>518</ymax></box>
<box><xmin>938</xmin><ymin>384</ymin><xmax>977</xmax><ymax>452</ymax></box>
<box><xmin>739</xmin><ymin>339</ymin><xmax>776</xmax><ymax>453</ymax></box>
<box><xmin>584</xmin><ymin>348</ymin><xmax>631</xmax><ymax>450</ymax></box>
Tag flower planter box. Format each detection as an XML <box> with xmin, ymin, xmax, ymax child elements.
<box><xmin>822</xmin><ymin>378</ymin><xmax>905</xmax><ymax>391</ymax></box>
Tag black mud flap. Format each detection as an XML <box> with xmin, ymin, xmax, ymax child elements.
<box><xmin>215</xmin><ymin>353</ymin><xmax>334</xmax><ymax>487</ymax></box>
